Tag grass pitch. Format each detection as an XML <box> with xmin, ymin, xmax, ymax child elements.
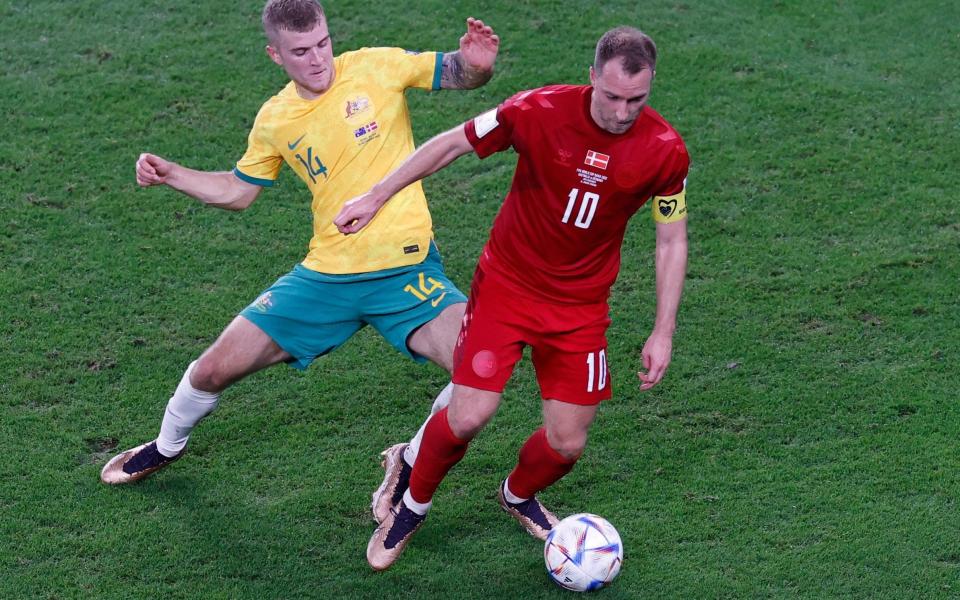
<box><xmin>2</xmin><ymin>0</ymin><xmax>959</xmax><ymax>597</ymax></box>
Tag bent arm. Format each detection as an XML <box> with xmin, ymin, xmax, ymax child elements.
<box><xmin>371</xmin><ymin>125</ymin><xmax>473</xmax><ymax>202</ymax></box>
<box><xmin>136</xmin><ymin>152</ymin><xmax>262</xmax><ymax>211</ymax></box>
<box><xmin>334</xmin><ymin>125</ymin><xmax>474</xmax><ymax>233</ymax></box>
<box><xmin>161</xmin><ymin>166</ymin><xmax>262</xmax><ymax>211</ymax></box>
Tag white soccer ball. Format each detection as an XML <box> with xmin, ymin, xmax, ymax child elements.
<box><xmin>544</xmin><ymin>513</ymin><xmax>623</xmax><ymax>592</ymax></box>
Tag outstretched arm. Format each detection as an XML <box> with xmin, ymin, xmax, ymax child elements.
<box><xmin>638</xmin><ymin>218</ymin><xmax>688</xmax><ymax>391</ymax></box>
<box><xmin>440</xmin><ymin>17</ymin><xmax>499</xmax><ymax>90</ymax></box>
<box><xmin>135</xmin><ymin>153</ymin><xmax>261</xmax><ymax>211</ymax></box>
<box><xmin>334</xmin><ymin>125</ymin><xmax>474</xmax><ymax>234</ymax></box>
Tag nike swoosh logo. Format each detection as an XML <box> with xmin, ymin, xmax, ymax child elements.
<box><xmin>431</xmin><ymin>292</ymin><xmax>448</xmax><ymax>308</ymax></box>
<box><xmin>287</xmin><ymin>134</ymin><xmax>306</xmax><ymax>150</ymax></box>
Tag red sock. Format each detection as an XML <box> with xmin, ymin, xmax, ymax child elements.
<box><xmin>408</xmin><ymin>408</ymin><xmax>469</xmax><ymax>504</ymax></box>
<box><xmin>506</xmin><ymin>428</ymin><xmax>578</xmax><ymax>499</ymax></box>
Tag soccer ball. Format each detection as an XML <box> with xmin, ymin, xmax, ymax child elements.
<box><xmin>544</xmin><ymin>513</ymin><xmax>623</xmax><ymax>592</ymax></box>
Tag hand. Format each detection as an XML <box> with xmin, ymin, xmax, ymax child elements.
<box><xmin>135</xmin><ymin>153</ymin><xmax>173</xmax><ymax>187</ymax></box>
<box><xmin>459</xmin><ymin>17</ymin><xmax>499</xmax><ymax>73</ymax></box>
<box><xmin>637</xmin><ymin>330</ymin><xmax>673</xmax><ymax>391</ymax></box>
<box><xmin>334</xmin><ymin>192</ymin><xmax>382</xmax><ymax>234</ymax></box>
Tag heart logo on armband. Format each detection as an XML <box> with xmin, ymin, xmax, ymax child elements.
<box><xmin>658</xmin><ymin>199</ymin><xmax>677</xmax><ymax>217</ymax></box>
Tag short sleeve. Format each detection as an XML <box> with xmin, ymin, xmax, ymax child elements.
<box><xmin>651</xmin><ymin>140</ymin><xmax>690</xmax><ymax>224</ymax></box>
<box><xmin>234</xmin><ymin>109</ymin><xmax>282</xmax><ymax>187</ymax></box>
<box><xmin>354</xmin><ymin>47</ymin><xmax>443</xmax><ymax>92</ymax></box>
<box><xmin>463</xmin><ymin>90</ymin><xmax>535</xmax><ymax>158</ymax></box>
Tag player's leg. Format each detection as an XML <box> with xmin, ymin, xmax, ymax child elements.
<box><xmin>369</xmin><ymin>302</ymin><xmax>465</xmax><ymax>522</ymax></box>
<box><xmin>365</xmin><ymin>244</ymin><xmax>467</xmax><ymax>521</ymax></box>
<box><xmin>407</xmin><ymin>301</ymin><xmax>465</xmax><ymax>373</ymax></box>
<box><xmin>371</xmin><ymin>374</ymin><xmax>456</xmax><ymax>523</ymax></box>
<box><xmin>155</xmin><ymin>315</ymin><xmax>291</xmax><ymax>451</ymax></box>
<box><xmin>100</xmin><ymin>316</ymin><xmax>291</xmax><ymax>484</ymax></box>
<box><xmin>102</xmin><ymin>266</ymin><xmax>361</xmax><ymax>486</ymax></box>
<box><xmin>367</xmin><ymin>384</ymin><xmax>502</xmax><ymax>571</ymax></box>
<box><xmin>407</xmin><ymin>384</ymin><xmax>503</xmax><ymax>507</ymax></box>
<box><xmin>499</xmin><ymin>308</ymin><xmax>611</xmax><ymax>539</ymax></box>
<box><xmin>498</xmin><ymin>400</ymin><xmax>599</xmax><ymax>539</ymax></box>
<box><xmin>366</xmin><ymin>263</ymin><xmax>520</xmax><ymax>569</ymax></box>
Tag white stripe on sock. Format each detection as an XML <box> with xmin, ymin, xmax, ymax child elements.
<box><xmin>502</xmin><ymin>477</ymin><xmax>528</xmax><ymax>504</ymax></box>
<box><xmin>402</xmin><ymin>488</ymin><xmax>432</xmax><ymax>515</ymax></box>
<box><xmin>404</xmin><ymin>382</ymin><xmax>453</xmax><ymax>465</ymax></box>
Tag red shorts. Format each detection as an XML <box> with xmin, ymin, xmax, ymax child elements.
<box><xmin>452</xmin><ymin>266</ymin><xmax>613</xmax><ymax>405</ymax></box>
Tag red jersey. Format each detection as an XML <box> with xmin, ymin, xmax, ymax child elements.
<box><xmin>463</xmin><ymin>84</ymin><xmax>689</xmax><ymax>304</ymax></box>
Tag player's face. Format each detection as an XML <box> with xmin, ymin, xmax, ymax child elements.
<box><xmin>266</xmin><ymin>19</ymin><xmax>335</xmax><ymax>99</ymax></box>
<box><xmin>589</xmin><ymin>58</ymin><xmax>653</xmax><ymax>134</ymax></box>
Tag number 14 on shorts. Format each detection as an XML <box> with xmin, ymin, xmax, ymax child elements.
<box><xmin>586</xmin><ymin>349</ymin><xmax>608</xmax><ymax>392</ymax></box>
<box><xmin>404</xmin><ymin>272</ymin><xmax>447</xmax><ymax>305</ymax></box>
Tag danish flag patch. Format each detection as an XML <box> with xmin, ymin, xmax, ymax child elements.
<box><xmin>584</xmin><ymin>150</ymin><xmax>610</xmax><ymax>170</ymax></box>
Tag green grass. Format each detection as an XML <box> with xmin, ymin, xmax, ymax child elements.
<box><xmin>3</xmin><ymin>0</ymin><xmax>960</xmax><ymax>597</ymax></box>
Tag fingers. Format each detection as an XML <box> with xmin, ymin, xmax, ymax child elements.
<box><xmin>135</xmin><ymin>153</ymin><xmax>162</xmax><ymax>187</ymax></box>
<box><xmin>336</xmin><ymin>219</ymin><xmax>362</xmax><ymax>235</ymax></box>
<box><xmin>333</xmin><ymin>200</ymin><xmax>357</xmax><ymax>226</ymax></box>
<box><xmin>465</xmin><ymin>17</ymin><xmax>495</xmax><ymax>38</ymax></box>
<box><xmin>637</xmin><ymin>359</ymin><xmax>667</xmax><ymax>391</ymax></box>
<box><xmin>333</xmin><ymin>210</ymin><xmax>364</xmax><ymax>234</ymax></box>
<box><xmin>332</xmin><ymin>213</ymin><xmax>351</xmax><ymax>232</ymax></box>
<box><xmin>637</xmin><ymin>368</ymin><xmax>663</xmax><ymax>391</ymax></box>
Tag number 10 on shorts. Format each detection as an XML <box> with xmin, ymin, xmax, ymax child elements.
<box><xmin>586</xmin><ymin>349</ymin><xmax>608</xmax><ymax>392</ymax></box>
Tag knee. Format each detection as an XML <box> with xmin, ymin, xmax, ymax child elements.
<box><xmin>189</xmin><ymin>357</ymin><xmax>231</xmax><ymax>393</ymax></box>
<box><xmin>448</xmin><ymin>404</ymin><xmax>495</xmax><ymax>440</ymax></box>
<box><xmin>547</xmin><ymin>431</ymin><xmax>587</xmax><ymax>462</ymax></box>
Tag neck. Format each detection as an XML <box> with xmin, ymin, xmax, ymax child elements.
<box><xmin>295</xmin><ymin>83</ymin><xmax>320</xmax><ymax>100</ymax></box>
<box><xmin>294</xmin><ymin>69</ymin><xmax>335</xmax><ymax>100</ymax></box>
<box><xmin>588</xmin><ymin>91</ymin><xmax>604</xmax><ymax>130</ymax></box>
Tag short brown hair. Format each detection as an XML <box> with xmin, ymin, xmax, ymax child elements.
<box><xmin>594</xmin><ymin>27</ymin><xmax>657</xmax><ymax>75</ymax></box>
<box><xmin>262</xmin><ymin>0</ymin><xmax>325</xmax><ymax>41</ymax></box>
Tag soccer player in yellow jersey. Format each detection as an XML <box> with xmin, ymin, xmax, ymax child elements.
<box><xmin>100</xmin><ymin>0</ymin><xmax>499</xmax><ymax>518</ymax></box>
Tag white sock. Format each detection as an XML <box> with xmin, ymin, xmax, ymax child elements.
<box><xmin>402</xmin><ymin>488</ymin><xmax>432</xmax><ymax>515</ymax></box>
<box><xmin>156</xmin><ymin>361</ymin><xmax>220</xmax><ymax>457</ymax></box>
<box><xmin>404</xmin><ymin>382</ymin><xmax>453</xmax><ymax>465</ymax></box>
<box><xmin>502</xmin><ymin>477</ymin><xmax>528</xmax><ymax>504</ymax></box>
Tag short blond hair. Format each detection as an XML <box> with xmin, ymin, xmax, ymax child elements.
<box><xmin>262</xmin><ymin>0</ymin><xmax>326</xmax><ymax>42</ymax></box>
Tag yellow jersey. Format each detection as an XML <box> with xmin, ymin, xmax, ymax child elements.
<box><xmin>235</xmin><ymin>47</ymin><xmax>442</xmax><ymax>274</ymax></box>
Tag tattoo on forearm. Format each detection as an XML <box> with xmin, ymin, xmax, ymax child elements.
<box><xmin>441</xmin><ymin>52</ymin><xmax>466</xmax><ymax>88</ymax></box>
<box><xmin>441</xmin><ymin>51</ymin><xmax>491</xmax><ymax>89</ymax></box>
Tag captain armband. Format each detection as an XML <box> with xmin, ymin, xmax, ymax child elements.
<box><xmin>652</xmin><ymin>187</ymin><xmax>687</xmax><ymax>224</ymax></box>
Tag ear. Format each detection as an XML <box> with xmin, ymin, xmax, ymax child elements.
<box><xmin>266</xmin><ymin>44</ymin><xmax>283</xmax><ymax>66</ymax></box>
<box><xmin>589</xmin><ymin>65</ymin><xmax>596</xmax><ymax>86</ymax></box>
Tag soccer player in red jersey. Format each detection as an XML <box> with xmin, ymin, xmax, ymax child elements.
<box><xmin>335</xmin><ymin>26</ymin><xmax>689</xmax><ymax>571</ymax></box>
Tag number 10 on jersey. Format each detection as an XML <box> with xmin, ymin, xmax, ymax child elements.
<box><xmin>586</xmin><ymin>349</ymin><xmax>608</xmax><ymax>392</ymax></box>
<box><xmin>562</xmin><ymin>188</ymin><xmax>600</xmax><ymax>229</ymax></box>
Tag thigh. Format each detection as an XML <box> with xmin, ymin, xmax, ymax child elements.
<box><xmin>532</xmin><ymin>344</ymin><xmax>612</xmax><ymax>405</ymax></box>
<box><xmin>240</xmin><ymin>268</ymin><xmax>365</xmax><ymax>370</ymax></box>
<box><xmin>447</xmin><ymin>384</ymin><xmax>503</xmax><ymax>439</ymax></box>
<box><xmin>193</xmin><ymin>315</ymin><xmax>292</xmax><ymax>391</ymax></box>
<box><xmin>450</xmin><ymin>277</ymin><xmax>526</xmax><ymax>394</ymax></box>
<box><xmin>407</xmin><ymin>302</ymin><xmax>465</xmax><ymax>373</ymax></box>
<box><xmin>365</xmin><ymin>244</ymin><xmax>467</xmax><ymax>364</ymax></box>
<box><xmin>531</xmin><ymin>305</ymin><xmax>612</xmax><ymax>405</ymax></box>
